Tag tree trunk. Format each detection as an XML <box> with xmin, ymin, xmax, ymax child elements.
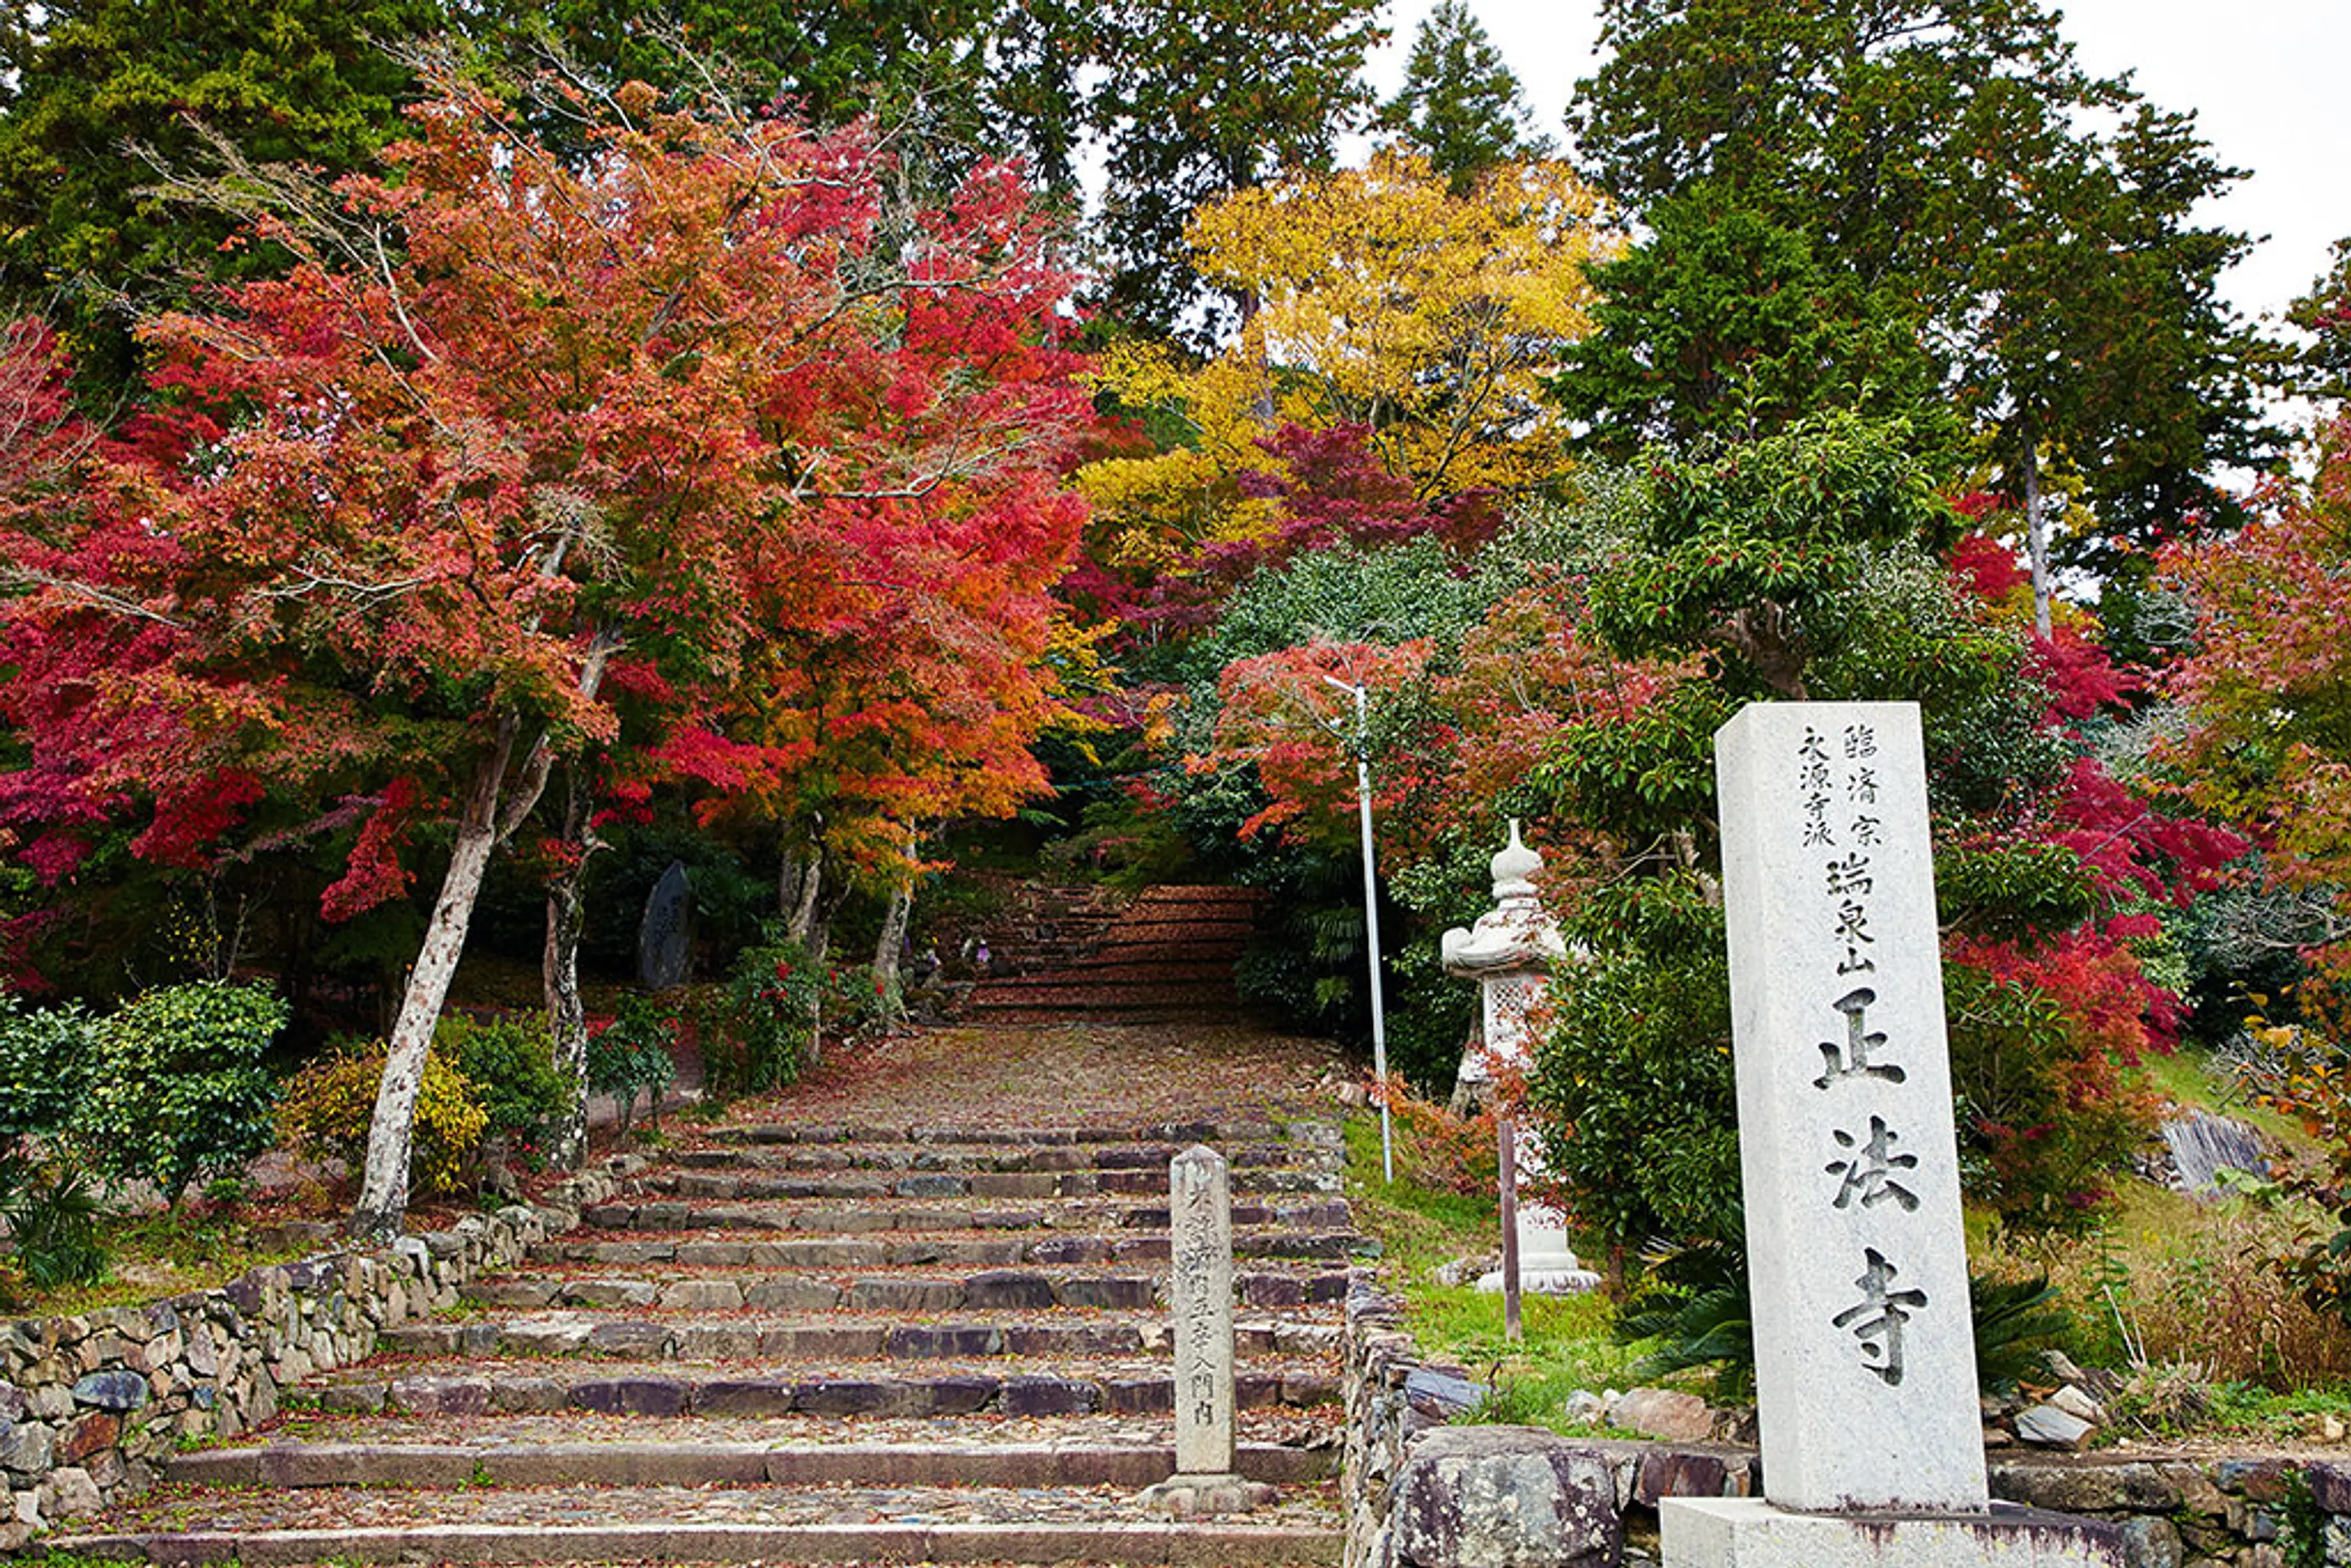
<box><xmin>2023</xmin><ymin>440</ymin><xmax>2053</xmax><ymax>637</ymax></box>
<box><xmin>542</xmin><ymin>767</ymin><xmax>597</xmax><ymax>1171</ymax></box>
<box><xmin>783</xmin><ymin>843</ymin><xmax>823</xmax><ymax>947</ymax></box>
<box><xmin>351</xmin><ymin>714</ymin><xmax>521</xmax><ymax>1243</ymax></box>
<box><xmin>871</xmin><ymin>873</ymin><xmax>914</xmax><ymax>1020</ymax></box>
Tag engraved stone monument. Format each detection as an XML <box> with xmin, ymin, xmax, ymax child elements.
<box><xmin>637</xmin><ymin>859</ymin><xmax>693</xmax><ymax>991</ymax></box>
<box><xmin>1662</xmin><ymin>702</ymin><xmax>2119</xmax><ymax>1566</ymax></box>
<box><xmin>1440</xmin><ymin>822</ymin><xmax>1600</xmax><ymax>1296</ymax></box>
<box><xmin>1141</xmin><ymin>1145</ymin><xmax>1274</xmax><ymax>1516</ymax></box>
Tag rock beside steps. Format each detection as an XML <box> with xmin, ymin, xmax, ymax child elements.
<box><xmin>966</xmin><ymin>885</ymin><xmax>1263</xmax><ymax>1024</ymax></box>
<box><xmin>53</xmin><ymin>1114</ymin><xmax>1356</xmax><ymax>1566</ymax></box>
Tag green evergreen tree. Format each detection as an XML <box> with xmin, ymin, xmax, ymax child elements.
<box><xmin>0</xmin><ymin>0</ymin><xmax>446</xmax><ymax>400</ymax></box>
<box><xmin>1085</xmin><ymin>0</ymin><xmax>1387</xmax><ymax>341</ymax></box>
<box><xmin>1380</xmin><ymin>0</ymin><xmax>1551</xmax><ymax>194</ymax></box>
<box><xmin>1551</xmin><ymin>189</ymin><xmax>1945</xmax><ymax>458</ymax></box>
<box><xmin>1565</xmin><ymin>0</ymin><xmax>2280</xmax><ymax>621</ymax></box>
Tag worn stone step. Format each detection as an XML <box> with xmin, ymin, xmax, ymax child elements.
<box><xmin>706</xmin><ymin>1118</ymin><xmax>1297</xmax><ymax>1148</ymax></box>
<box><xmin>574</xmin><ymin>1195</ymin><xmax>1356</xmax><ymax>1236</ymax></box>
<box><xmin>533</xmin><ymin>1226</ymin><xmax>1367</xmax><ymax>1267</ymax></box>
<box><xmin>669</xmin><ymin>1141</ymin><xmax>1340</xmax><ymax>1181</ymax></box>
<box><xmin>54</xmin><ymin>1517</ymin><xmax>1342</xmax><ymax>1566</ymax></box>
<box><xmin>390</xmin><ymin>1308</ymin><xmax>1345</xmax><ymax>1363</ymax></box>
<box><xmin>300</xmin><ymin>1357</ymin><xmax>1344</xmax><ymax>1418</ymax></box>
<box><xmin>167</xmin><ymin>1437</ymin><xmax>1335</xmax><ymax>1490</ymax></box>
<box><xmin>648</xmin><ymin>1160</ymin><xmax>1338</xmax><ymax>1196</ymax></box>
<box><xmin>494</xmin><ymin>1256</ymin><xmax>1357</xmax><ymax>1307</ymax></box>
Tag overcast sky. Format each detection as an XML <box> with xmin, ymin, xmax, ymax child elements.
<box><xmin>1363</xmin><ymin>0</ymin><xmax>2350</xmax><ymax>333</ymax></box>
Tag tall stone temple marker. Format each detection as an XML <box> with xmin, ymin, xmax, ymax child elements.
<box><xmin>1441</xmin><ymin>822</ymin><xmax>1600</xmax><ymax>1295</ymax></box>
<box><xmin>1141</xmin><ymin>1145</ymin><xmax>1274</xmax><ymax>1516</ymax></box>
<box><xmin>1662</xmin><ymin>702</ymin><xmax>2119</xmax><ymax>1567</ymax></box>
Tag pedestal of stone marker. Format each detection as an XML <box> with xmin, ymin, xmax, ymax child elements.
<box><xmin>1661</xmin><ymin>1499</ymin><xmax>2124</xmax><ymax>1567</ymax></box>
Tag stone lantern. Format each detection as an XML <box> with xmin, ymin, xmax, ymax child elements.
<box><xmin>1439</xmin><ymin>821</ymin><xmax>1600</xmax><ymax>1296</ymax></box>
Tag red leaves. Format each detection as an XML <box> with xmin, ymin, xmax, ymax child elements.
<box><xmin>319</xmin><ymin>779</ymin><xmax>419</xmax><ymax>923</ymax></box>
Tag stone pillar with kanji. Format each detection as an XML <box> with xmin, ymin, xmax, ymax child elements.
<box><xmin>1440</xmin><ymin>822</ymin><xmax>1600</xmax><ymax>1296</ymax></box>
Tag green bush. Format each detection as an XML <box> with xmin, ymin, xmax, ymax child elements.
<box><xmin>78</xmin><ymin>982</ymin><xmax>283</xmax><ymax>1206</ymax></box>
<box><xmin>433</xmin><ymin>1013</ymin><xmax>572</xmax><ymax>1153</ymax></box>
<box><xmin>588</xmin><ymin>997</ymin><xmax>680</xmax><ymax>1130</ymax></box>
<box><xmin>277</xmin><ymin>1040</ymin><xmax>487</xmax><ymax>1196</ymax></box>
<box><xmin>704</xmin><ymin>935</ymin><xmax>820</xmax><ymax>1101</ymax></box>
<box><xmin>0</xmin><ymin>992</ymin><xmax>97</xmax><ymax>1142</ymax></box>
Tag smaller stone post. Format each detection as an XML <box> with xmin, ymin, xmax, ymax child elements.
<box><xmin>1440</xmin><ymin>822</ymin><xmax>1600</xmax><ymax>1296</ymax></box>
<box><xmin>1142</xmin><ymin>1145</ymin><xmax>1274</xmax><ymax>1515</ymax></box>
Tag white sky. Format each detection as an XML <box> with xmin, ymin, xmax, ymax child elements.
<box><xmin>1363</xmin><ymin>0</ymin><xmax>2351</xmax><ymax>332</ymax></box>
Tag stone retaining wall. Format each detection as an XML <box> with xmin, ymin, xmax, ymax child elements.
<box><xmin>0</xmin><ymin>1156</ymin><xmax>636</xmax><ymax>1548</ymax></box>
<box><xmin>1340</xmin><ymin>1274</ymin><xmax>2351</xmax><ymax>1567</ymax></box>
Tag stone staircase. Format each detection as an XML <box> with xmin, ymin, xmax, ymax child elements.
<box><xmin>966</xmin><ymin>884</ymin><xmax>1263</xmax><ymax>1024</ymax></box>
<box><xmin>57</xmin><ymin>1071</ymin><xmax>1359</xmax><ymax>1564</ymax></box>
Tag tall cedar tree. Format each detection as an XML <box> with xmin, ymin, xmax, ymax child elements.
<box><xmin>1380</xmin><ymin>0</ymin><xmax>1552</xmax><ymax>195</ymax></box>
<box><xmin>0</xmin><ymin>73</ymin><xmax>1089</xmax><ymax>1239</ymax></box>
<box><xmin>0</xmin><ymin>0</ymin><xmax>446</xmax><ymax>401</ymax></box>
<box><xmin>1566</xmin><ymin>0</ymin><xmax>2278</xmax><ymax>628</ymax></box>
<box><xmin>1084</xmin><ymin>0</ymin><xmax>1386</xmax><ymax>341</ymax></box>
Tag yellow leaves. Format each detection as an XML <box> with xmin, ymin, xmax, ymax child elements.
<box><xmin>1082</xmin><ymin>150</ymin><xmax>1619</xmax><ymax>570</ymax></box>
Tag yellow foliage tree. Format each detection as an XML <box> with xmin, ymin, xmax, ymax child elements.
<box><xmin>1082</xmin><ymin>150</ymin><xmax>1615</xmax><ymax>571</ymax></box>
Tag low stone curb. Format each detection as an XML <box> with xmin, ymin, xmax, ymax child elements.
<box><xmin>536</xmin><ymin>1224</ymin><xmax>1370</xmax><ymax>1262</ymax></box>
<box><xmin>712</xmin><ymin>1117</ymin><xmax>1293</xmax><ymax>1147</ymax></box>
<box><xmin>166</xmin><ymin>1437</ymin><xmax>1337</xmax><ymax>1489</ymax></box>
<box><xmin>46</xmin><ymin>1519</ymin><xmax>1345</xmax><ymax>1565</ymax></box>
<box><xmin>675</xmin><ymin>1138</ymin><xmax>1337</xmax><ymax>1176</ymax></box>
<box><xmin>291</xmin><ymin>1363</ymin><xmax>1345</xmax><ymax>1418</ymax></box>
<box><xmin>383</xmin><ymin>1309</ymin><xmax>1346</xmax><ymax>1362</ymax></box>
<box><xmin>574</xmin><ymin>1196</ymin><xmax>1356</xmax><ymax>1235</ymax></box>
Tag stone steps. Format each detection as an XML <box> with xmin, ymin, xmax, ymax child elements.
<box><xmin>166</xmin><ymin>1437</ymin><xmax>1335</xmax><ymax>1489</ymax></box>
<box><xmin>55</xmin><ymin>1505</ymin><xmax>1341</xmax><ymax>1565</ymax></box>
<box><xmin>383</xmin><ymin>1309</ymin><xmax>1341</xmax><ymax>1363</ymax></box>
<box><xmin>301</xmin><ymin>1356</ymin><xmax>1342</xmax><ymax>1418</ymax></box>
<box><xmin>581</xmin><ymin>1193</ymin><xmax>1353</xmax><ymax>1233</ymax></box>
<box><xmin>656</xmin><ymin>1158</ymin><xmax>1339</xmax><ymax>1193</ymax></box>
<box><xmin>963</xmin><ymin>886</ymin><xmax>1263</xmax><ymax>1024</ymax></box>
<box><xmin>537</xmin><ymin>1227</ymin><xmax>1369</xmax><ymax>1265</ymax></box>
<box><xmin>68</xmin><ymin>1069</ymin><xmax>1352</xmax><ymax>1567</ymax></box>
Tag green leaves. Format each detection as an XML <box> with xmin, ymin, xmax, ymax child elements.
<box><xmin>78</xmin><ymin>981</ymin><xmax>285</xmax><ymax>1208</ymax></box>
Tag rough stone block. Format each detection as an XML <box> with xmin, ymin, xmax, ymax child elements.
<box><xmin>1001</xmin><ymin>1376</ymin><xmax>1099</xmax><ymax>1417</ymax></box>
<box><xmin>743</xmin><ymin>1278</ymin><xmax>842</xmax><ymax>1312</ymax></box>
<box><xmin>56</xmin><ymin>1411</ymin><xmax>118</xmax><ymax>1463</ymax></box>
<box><xmin>584</xmin><ymin>1322</ymin><xmax>672</xmax><ymax>1357</ymax></box>
<box><xmin>925</xmin><ymin>1376</ymin><xmax>1000</xmax><ymax>1415</ymax></box>
<box><xmin>1390</xmin><ymin>1426</ymin><xmax>1623</xmax><ymax>1568</ymax></box>
<box><xmin>887</xmin><ymin>1326</ymin><xmax>1003</xmax><ymax>1359</ymax></box>
<box><xmin>491</xmin><ymin>1376</ymin><xmax>569</xmax><ymax>1413</ymax></box>
<box><xmin>695</xmin><ymin>1379</ymin><xmax>798</xmax><ymax>1416</ymax></box>
<box><xmin>387</xmin><ymin>1376</ymin><xmax>491</xmax><ymax>1416</ymax></box>
<box><xmin>568</xmin><ymin>1278</ymin><xmax>660</xmax><ymax>1310</ymax></box>
<box><xmin>570</xmin><ymin>1378</ymin><xmax>688</xmax><ymax>1416</ymax></box>
<box><xmin>1056</xmin><ymin>1276</ymin><xmax>1155</xmax><ymax>1310</ymax></box>
<box><xmin>963</xmin><ymin>1270</ymin><xmax>1056</xmax><ymax>1311</ymax></box>
<box><xmin>844</xmin><ymin>1278</ymin><xmax>965</xmax><ymax>1312</ymax></box>
<box><xmin>1661</xmin><ymin>1497</ymin><xmax>2123</xmax><ymax>1567</ymax></box>
<box><xmin>656</xmin><ymin>1280</ymin><xmax>744</xmax><ymax>1312</ymax></box>
<box><xmin>70</xmin><ymin>1369</ymin><xmax>150</xmax><ymax>1412</ymax></box>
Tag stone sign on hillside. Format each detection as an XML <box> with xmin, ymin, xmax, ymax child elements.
<box><xmin>1663</xmin><ymin>701</ymin><xmax>2119</xmax><ymax>1567</ymax></box>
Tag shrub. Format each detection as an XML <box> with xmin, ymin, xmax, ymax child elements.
<box><xmin>587</xmin><ymin>997</ymin><xmax>680</xmax><ymax>1131</ymax></box>
<box><xmin>78</xmin><ymin>982</ymin><xmax>283</xmax><ymax>1206</ymax></box>
<box><xmin>0</xmin><ymin>992</ymin><xmax>97</xmax><ymax>1143</ymax></box>
<box><xmin>277</xmin><ymin>1040</ymin><xmax>487</xmax><ymax>1196</ymax></box>
<box><xmin>433</xmin><ymin>1013</ymin><xmax>572</xmax><ymax>1153</ymax></box>
<box><xmin>0</xmin><ymin>1164</ymin><xmax>107</xmax><ymax>1290</ymax></box>
<box><xmin>704</xmin><ymin>935</ymin><xmax>821</xmax><ymax>1101</ymax></box>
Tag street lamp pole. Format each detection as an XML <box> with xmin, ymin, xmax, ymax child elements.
<box><xmin>1324</xmin><ymin>674</ymin><xmax>1393</xmax><ymax>1183</ymax></box>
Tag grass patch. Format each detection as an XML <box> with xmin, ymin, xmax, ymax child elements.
<box><xmin>1344</xmin><ymin>1110</ymin><xmax>1657</xmax><ymax>1433</ymax></box>
<box><xmin>9</xmin><ymin>1204</ymin><xmax>324</xmax><ymax>1316</ymax></box>
<box><xmin>2126</xmin><ymin>1042</ymin><xmax>2306</xmax><ymax>1151</ymax></box>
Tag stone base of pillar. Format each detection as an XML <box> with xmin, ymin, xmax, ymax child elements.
<box><xmin>1474</xmin><ymin>1254</ymin><xmax>1600</xmax><ymax>1294</ymax></box>
<box><xmin>1661</xmin><ymin>1498</ymin><xmax>2124</xmax><ymax>1567</ymax></box>
<box><xmin>1138</xmin><ymin>1473</ymin><xmax>1278</xmax><ymax>1516</ymax></box>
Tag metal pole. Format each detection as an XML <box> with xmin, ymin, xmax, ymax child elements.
<box><xmin>1350</xmin><ymin>684</ymin><xmax>1393</xmax><ymax>1185</ymax></box>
